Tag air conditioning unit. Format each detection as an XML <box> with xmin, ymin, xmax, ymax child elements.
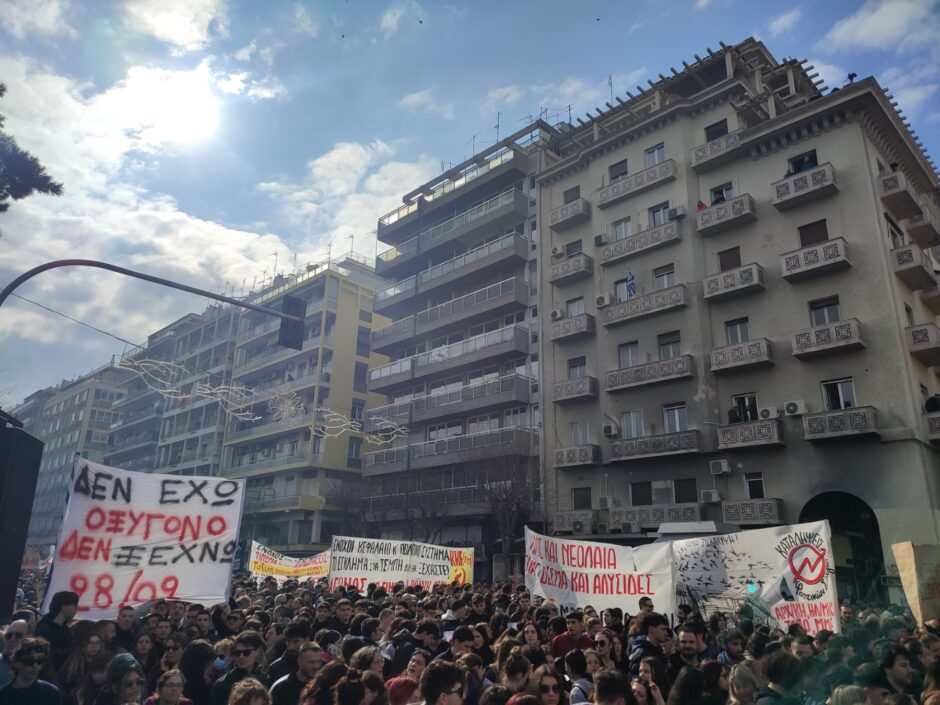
<box><xmin>594</xmin><ymin>233</ymin><xmax>608</xmax><ymax>246</ymax></box>
<box><xmin>597</xmin><ymin>522</ymin><xmax>610</xmax><ymax>535</ymax></box>
<box><xmin>599</xmin><ymin>496</ymin><xmax>621</xmax><ymax>510</ymax></box>
<box><xmin>759</xmin><ymin>406</ymin><xmax>780</xmax><ymax>420</ymax></box>
<box><xmin>530</xmin><ymin>242</ymin><xmax>538</xmax><ymax>251</ymax></box>
<box><xmin>709</xmin><ymin>459</ymin><xmax>731</xmax><ymax>476</ymax></box>
<box><xmin>551</xmin><ymin>245</ymin><xmax>565</xmax><ymax>258</ymax></box>
<box><xmin>550</xmin><ymin>309</ymin><xmax>565</xmax><ymax>321</ymax></box>
<box><xmin>701</xmin><ymin>489</ymin><xmax>722</xmax><ymax>503</ymax></box>
<box><xmin>602</xmin><ymin>423</ymin><xmax>619</xmax><ymax>438</ymax></box>
<box><xmin>571</xmin><ymin>520</ymin><xmax>585</xmax><ymax>533</ymax></box>
<box><xmin>596</xmin><ymin>293</ymin><xmax>613</xmax><ymax>308</ymax></box>
<box><xmin>667</xmin><ymin>206</ymin><xmax>687</xmax><ymax>221</ymax></box>
<box><xmin>784</xmin><ymin>399</ymin><xmax>808</xmax><ymax>416</ymax></box>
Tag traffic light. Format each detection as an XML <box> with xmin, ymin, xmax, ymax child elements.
<box><xmin>278</xmin><ymin>295</ymin><xmax>307</xmax><ymax>350</ymax></box>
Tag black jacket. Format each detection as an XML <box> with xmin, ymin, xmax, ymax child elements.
<box><xmin>628</xmin><ymin>636</ymin><xmax>666</xmax><ymax>677</ymax></box>
<box><xmin>210</xmin><ymin>666</ymin><xmax>270</xmax><ymax>705</ymax></box>
<box><xmin>270</xmin><ymin>674</ymin><xmax>306</xmax><ymax>705</ymax></box>
<box><xmin>35</xmin><ymin>616</ymin><xmax>73</xmax><ymax>671</ymax></box>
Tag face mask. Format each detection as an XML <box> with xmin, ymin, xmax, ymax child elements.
<box><xmin>213</xmin><ymin>657</ymin><xmax>226</xmax><ymax>671</ymax></box>
<box><xmin>327</xmin><ymin>644</ymin><xmax>338</xmax><ymax>657</ymax></box>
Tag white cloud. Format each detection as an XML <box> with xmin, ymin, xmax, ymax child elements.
<box><xmin>233</xmin><ymin>40</ymin><xmax>257</xmax><ymax>61</ymax></box>
<box><xmin>480</xmin><ymin>86</ymin><xmax>524</xmax><ymax>116</ymax></box>
<box><xmin>379</xmin><ymin>1</ymin><xmax>423</xmax><ymax>37</ymax></box>
<box><xmin>695</xmin><ymin>0</ymin><xmax>713</xmax><ymax>8</ymax></box>
<box><xmin>292</xmin><ymin>4</ymin><xmax>318</xmax><ymax>37</ymax></box>
<box><xmin>398</xmin><ymin>89</ymin><xmax>455</xmax><ymax>120</ymax></box>
<box><xmin>769</xmin><ymin>8</ymin><xmax>802</xmax><ymax>36</ymax></box>
<box><xmin>0</xmin><ymin>0</ymin><xmax>75</xmax><ymax>39</ymax></box>
<box><xmin>215</xmin><ymin>71</ymin><xmax>250</xmax><ymax>94</ymax></box>
<box><xmin>380</xmin><ymin>7</ymin><xmax>405</xmax><ymax>36</ymax></box>
<box><xmin>881</xmin><ymin>65</ymin><xmax>940</xmax><ymax>117</ymax></box>
<box><xmin>122</xmin><ymin>0</ymin><xmax>228</xmax><ymax>52</ymax></box>
<box><xmin>820</xmin><ymin>0</ymin><xmax>940</xmax><ymax>52</ymax></box>
<box><xmin>805</xmin><ymin>58</ymin><xmax>846</xmax><ymax>90</ymax></box>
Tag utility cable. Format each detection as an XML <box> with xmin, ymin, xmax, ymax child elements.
<box><xmin>10</xmin><ymin>292</ymin><xmax>145</xmax><ymax>348</ymax></box>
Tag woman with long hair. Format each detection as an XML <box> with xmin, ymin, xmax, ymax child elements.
<box><xmin>301</xmin><ymin>662</ymin><xmax>349</xmax><ymax>705</ymax></box>
<box><xmin>493</xmin><ymin>639</ymin><xmax>522</xmax><ymax>678</ymax></box>
<box><xmin>700</xmin><ymin>660</ymin><xmax>728</xmax><ymax>705</ymax></box>
<box><xmin>472</xmin><ymin>626</ymin><xmax>496</xmax><ymax>667</ymax></box>
<box><xmin>665</xmin><ymin>667</ymin><xmax>706</xmax><ymax>705</ymax></box>
<box><xmin>143</xmin><ymin>669</ymin><xmax>191</xmax><ymax>705</ymax></box>
<box><xmin>632</xmin><ymin>679</ymin><xmax>665</xmax><ymax>705</ymax></box>
<box><xmin>227</xmin><ymin>678</ymin><xmax>271</xmax><ymax>705</ymax></box>
<box><xmin>335</xmin><ymin>668</ymin><xmax>367</xmax><ymax>705</ymax></box>
<box><xmin>639</xmin><ymin>656</ymin><xmax>671</xmax><ymax>700</ymax></box>
<box><xmin>404</xmin><ymin>650</ymin><xmax>429</xmax><ymax>683</ymax></box>
<box><xmin>134</xmin><ymin>634</ymin><xmax>160</xmax><ymax>677</ymax></box>
<box><xmin>65</xmin><ymin>656</ymin><xmax>110</xmax><ymax>705</ymax></box>
<box><xmin>62</xmin><ymin>633</ymin><xmax>108</xmax><ymax>692</ymax></box>
<box><xmin>593</xmin><ymin>630</ymin><xmax>618</xmax><ymax>670</ymax></box>
<box><xmin>829</xmin><ymin>685</ymin><xmax>866</xmax><ymax>705</ymax></box>
<box><xmin>727</xmin><ymin>665</ymin><xmax>758</xmax><ymax>705</ymax></box>
<box><xmin>178</xmin><ymin>640</ymin><xmax>216</xmax><ymax>705</ymax></box>
<box><xmin>499</xmin><ymin>651</ymin><xmax>531</xmax><ymax>694</ymax></box>
<box><xmin>530</xmin><ymin>666</ymin><xmax>568</xmax><ymax>705</ymax></box>
<box><xmin>922</xmin><ymin>657</ymin><xmax>940</xmax><ymax>705</ymax></box>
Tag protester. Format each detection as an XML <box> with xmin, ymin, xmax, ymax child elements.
<box><xmin>35</xmin><ymin>592</ymin><xmax>78</xmax><ymax>670</ymax></box>
<box><xmin>0</xmin><ymin>637</ymin><xmax>60</xmax><ymax>705</ymax></box>
<box><xmin>209</xmin><ymin>632</ymin><xmax>269</xmax><ymax>705</ymax></box>
<box><xmin>95</xmin><ymin>653</ymin><xmax>147</xmax><ymax>705</ymax></box>
<box><xmin>143</xmin><ymin>670</ymin><xmax>191</xmax><ymax>705</ymax></box>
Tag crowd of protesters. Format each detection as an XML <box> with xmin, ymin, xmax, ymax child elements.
<box><xmin>2</xmin><ymin>575</ymin><xmax>937</xmax><ymax>705</ymax></box>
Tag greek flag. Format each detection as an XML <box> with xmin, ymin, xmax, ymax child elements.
<box><xmin>626</xmin><ymin>270</ymin><xmax>636</xmax><ymax>298</ymax></box>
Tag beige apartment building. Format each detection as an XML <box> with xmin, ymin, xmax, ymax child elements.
<box><xmin>538</xmin><ymin>37</ymin><xmax>940</xmax><ymax>601</ymax></box>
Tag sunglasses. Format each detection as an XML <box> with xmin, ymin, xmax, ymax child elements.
<box><xmin>540</xmin><ymin>684</ymin><xmax>561</xmax><ymax>694</ymax></box>
<box><xmin>595</xmin><ymin>640</ymin><xmax>609</xmax><ymax>646</ymax></box>
<box><xmin>233</xmin><ymin>648</ymin><xmax>255</xmax><ymax>657</ymax></box>
<box><xmin>443</xmin><ymin>688</ymin><xmax>464</xmax><ymax>696</ymax></box>
<box><xmin>19</xmin><ymin>657</ymin><xmax>47</xmax><ymax>667</ymax></box>
<box><xmin>4</xmin><ymin>633</ymin><xmax>25</xmax><ymax>640</ymax></box>
<box><xmin>165</xmin><ymin>645</ymin><xmax>181</xmax><ymax>652</ymax></box>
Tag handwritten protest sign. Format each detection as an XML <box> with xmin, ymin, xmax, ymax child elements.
<box><xmin>328</xmin><ymin>536</ymin><xmax>473</xmax><ymax>591</ymax></box>
<box><xmin>892</xmin><ymin>541</ymin><xmax>940</xmax><ymax>624</ymax></box>
<box><xmin>249</xmin><ymin>541</ymin><xmax>330</xmax><ymax>582</ymax></box>
<box><xmin>42</xmin><ymin>458</ymin><xmax>245</xmax><ymax>619</ymax></box>
<box><xmin>673</xmin><ymin>521</ymin><xmax>839</xmax><ymax>634</ymax></box>
<box><xmin>524</xmin><ymin>527</ymin><xmax>673</xmax><ymax>613</ymax></box>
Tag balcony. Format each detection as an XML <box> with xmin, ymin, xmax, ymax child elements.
<box><xmin>781</xmin><ymin>237</ymin><xmax>851</xmax><ymax>281</ymax></box>
<box><xmin>362</xmin><ymin>446</ymin><xmax>410</xmax><ymax>475</ymax></box>
<box><xmin>225</xmin><ymin>452</ymin><xmax>312</xmax><ymax>478</ymax></box>
<box><xmin>922</xmin><ymin>287</ymin><xmax>940</xmax><ymax>315</ymax></box>
<box><xmin>907</xmin><ymin>323</ymin><xmax>940</xmax><ymax>366</ymax></box>
<box><xmin>554</xmin><ymin>510</ymin><xmax>598</xmax><ymax>534</ymax></box>
<box><xmin>792</xmin><ymin>319</ymin><xmax>864</xmax><ymax>359</ymax></box>
<box><xmin>879</xmin><ymin>172</ymin><xmax>922</xmax><ymax>220</ymax></box>
<box><xmin>601</xmin><ymin>284</ymin><xmax>687</xmax><ymax>327</ymax></box>
<box><xmin>926</xmin><ymin>412</ymin><xmax>940</xmax><ymax>442</ymax></box>
<box><xmin>703</xmin><ymin>263</ymin><xmax>765</xmax><ymax>301</ymax></box>
<box><xmin>363</xmin><ymin>401</ymin><xmax>412</xmax><ymax>434</ymax></box>
<box><xmin>599</xmin><ymin>220</ymin><xmax>681</xmax><ymax>266</ymax></box>
<box><xmin>416</xmin><ymin>234</ymin><xmax>528</xmax><ymax>295</ymax></box>
<box><xmin>772</xmin><ymin>163</ymin><xmax>838</xmax><ymax>210</ymax></box>
<box><xmin>371</xmin><ymin>316</ymin><xmax>416</xmax><ymax>352</ymax></box>
<box><xmin>690</xmin><ymin>130</ymin><xmax>743</xmax><ymax>171</ymax></box>
<box><xmin>611</xmin><ymin>503</ymin><xmax>703</xmax><ymax>530</ymax></box>
<box><xmin>597</xmin><ymin>159</ymin><xmax>676</xmax><ymax>209</ymax></box>
<box><xmin>373</xmin><ymin>276</ymin><xmax>417</xmax><ymax>315</ymax></box>
<box><xmin>803</xmin><ymin>406</ymin><xmax>879</xmax><ymax>440</ymax></box>
<box><xmin>606</xmin><ymin>355</ymin><xmax>693</xmax><ymax>392</ymax></box>
<box><xmin>368</xmin><ymin>357</ymin><xmax>415</xmax><ymax>393</ymax></box>
<box><xmin>907</xmin><ymin>207</ymin><xmax>940</xmax><ymax>249</ymax></box>
<box><xmin>552</xmin><ymin>376</ymin><xmax>598</xmax><ymax>403</ymax></box>
<box><xmin>414</xmin><ymin>278</ymin><xmax>529</xmax><ymax>338</ymax></box>
<box><xmin>419</xmin><ymin>188</ymin><xmax>529</xmax><ymax>253</ymax></box>
<box><xmin>548</xmin><ymin>198</ymin><xmax>591</xmax><ymax>231</ymax></box>
<box><xmin>550</xmin><ymin>312</ymin><xmax>596</xmax><ymax>342</ymax></box>
<box><xmin>413</xmin><ymin>325</ymin><xmax>529</xmax><ymax>379</ymax></box>
<box><xmin>609</xmin><ymin>430</ymin><xmax>700</xmax><ymax>460</ymax></box>
<box><xmin>710</xmin><ymin>338</ymin><xmax>774</xmax><ymax>374</ymax></box>
<box><xmin>245</xmin><ymin>494</ymin><xmax>325</xmax><ymax>514</ymax></box>
<box><xmin>892</xmin><ymin>244</ymin><xmax>936</xmax><ymax>290</ymax></box>
<box><xmin>411</xmin><ymin>427</ymin><xmax>532</xmax><ymax>470</ymax></box>
<box><xmin>722</xmin><ymin>498</ymin><xmax>784</xmax><ymax>525</ymax></box>
<box><xmin>224</xmin><ymin>411</ymin><xmax>318</xmax><ymax>444</ymax></box>
<box><xmin>412</xmin><ymin>374</ymin><xmax>531</xmax><ymax>423</ymax></box>
<box><xmin>553</xmin><ymin>444</ymin><xmax>602</xmax><ymax>468</ymax></box>
<box><xmin>696</xmin><ymin>194</ymin><xmax>756</xmax><ymax>236</ymax></box>
<box><xmin>717</xmin><ymin>420</ymin><xmax>783</xmax><ymax>449</ymax></box>
<box><xmin>550</xmin><ymin>252</ymin><xmax>594</xmax><ymax>285</ymax></box>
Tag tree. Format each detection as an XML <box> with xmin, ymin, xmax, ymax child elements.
<box><xmin>478</xmin><ymin>453</ymin><xmax>538</xmax><ymax>555</ymax></box>
<box><xmin>0</xmin><ymin>83</ymin><xmax>63</xmax><ymax>218</ymax></box>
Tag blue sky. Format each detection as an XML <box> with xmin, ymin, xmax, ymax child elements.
<box><xmin>1</xmin><ymin>0</ymin><xmax>939</xmax><ymax>405</ymax></box>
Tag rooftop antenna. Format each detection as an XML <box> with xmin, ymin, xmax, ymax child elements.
<box><xmin>465</xmin><ymin>130</ymin><xmax>481</xmax><ymax>157</ymax></box>
<box><xmin>347</xmin><ymin>234</ymin><xmax>354</xmax><ymax>255</ymax></box>
<box><xmin>270</xmin><ymin>252</ymin><xmax>278</xmax><ymax>278</ymax></box>
<box><xmin>494</xmin><ymin>111</ymin><xmax>501</xmax><ymax>143</ymax></box>
<box><xmin>567</xmin><ymin>104</ymin><xmax>573</xmax><ymax>123</ymax></box>
<box><xmin>608</xmin><ymin>74</ymin><xmax>614</xmax><ymax>103</ymax></box>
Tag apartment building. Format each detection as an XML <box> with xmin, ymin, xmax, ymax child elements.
<box><xmin>538</xmin><ymin>37</ymin><xmax>940</xmax><ymax>601</ymax></box>
<box><xmin>363</xmin><ymin>127</ymin><xmax>546</xmax><ymax>565</ymax></box>
<box><xmin>19</xmin><ymin>364</ymin><xmax>127</xmax><ymax>549</ymax></box>
<box><xmin>220</xmin><ymin>254</ymin><xmax>388</xmax><ymax>554</ymax></box>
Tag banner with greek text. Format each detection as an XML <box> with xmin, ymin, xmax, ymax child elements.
<box><xmin>42</xmin><ymin>458</ymin><xmax>245</xmax><ymax>619</ymax></box>
<box><xmin>673</xmin><ymin>520</ymin><xmax>840</xmax><ymax>634</ymax></box>
<box><xmin>328</xmin><ymin>536</ymin><xmax>473</xmax><ymax>591</ymax></box>
<box><xmin>524</xmin><ymin>527</ymin><xmax>674</xmax><ymax>613</ymax></box>
<box><xmin>892</xmin><ymin>541</ymin><xmax>940</xmax><ymax>624</ymax></box>
<box><xmin>249</xmin><ymin>541</ymin><xmax>330</xmax><ymax>582</ymax></box>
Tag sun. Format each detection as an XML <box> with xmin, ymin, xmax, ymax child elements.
<box><xmin>149</xmin><ymin>70</ymin><xmax>219</xmax><ymax>144</ymax></box>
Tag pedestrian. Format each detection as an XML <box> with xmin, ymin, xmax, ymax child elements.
<box><xmin>94</xmin><ymin>653</ymin><xmax>147</xmax><ymax>705</ymax></box>
<box><xmin>0</xmin><ymin>637</ymin><xmax>60</xmax><ymax>705</ymax></box>
<box><xmin>178</xmin><ymin>640</ymin><xmax>215</xmax><ymax>705</ymax></box>
<box><xmin>209</xmin><ymin>632</ymin><xmax>268</xmax><ymax>705</ymax></box>
<box><xmin>270</xmin><ymin>643</ymin><xmax>322</xmax><ymax>705</ymax></box>
<box><xmin>143</xmin><ymin>670</ymin><xmax>191</xmax><ymax>705</ymax></box>
<box><xmin>35</xmin><ymin>591</ymin><xmax>79</xmax><ymax>671</ymax></box>
<box><xmin>226</xmin><ymin>679</ymin><xmax>269</xmax><ymax>705</ymax></box>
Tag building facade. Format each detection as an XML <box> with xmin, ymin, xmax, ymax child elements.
<box><xmin>538</xmin><ymin>37</ymin><xmax>940</xmax><ymax>600</ymax></box>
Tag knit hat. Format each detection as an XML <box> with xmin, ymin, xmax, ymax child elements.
<box><xmin>106</xmin><ymin>652</ymin><xmax>144</xmax><ymax>685</ymax></box>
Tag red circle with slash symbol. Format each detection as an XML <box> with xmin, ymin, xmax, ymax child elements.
<box><xmin>787</xmin><ymin>544</ymin><xmax>827</xmax><ymax>585</ymax></box>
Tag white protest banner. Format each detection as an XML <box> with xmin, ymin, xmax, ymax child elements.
<box><xmin>249</xmin><ymin>540</ymin><xmax>330</xmax><ymax>582</ymax></box>
<box><xmin>673</xmin><ymin>520</ymin><xmax>839</xmax><ymax>634</ymax></box>
<box><xmin>524</xmin><ymin>527</ymin><xmax>673</xmax><ymax>613</ymax></box>
<box><xmin>42</xmin><ymin>458</ymin><xmax>245</xmax><ymax>619</ymax></box>
<box><xmin>892</xmin><ymin>542</ymin><xmax>940</xmax><ymax>624</ymax></box>
<box><xmin>328</xmin><ymin>536</ymin><xmax>473</xmax><ymax>591</ymax></box>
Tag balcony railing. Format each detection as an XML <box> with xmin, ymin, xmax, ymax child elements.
<box><xmin>414</xmin><ymin>325</ymin><xmax>527</xmax><ymax>371</ymax></box>
<box><xmin>225</xmin><ymin>411</ymin><xmax>318</xmax><ymax>442</ymax></box>
<box><xmin>703</xmin><ymin>263</ymin><xmax>765</xmax><ymax>301</ymax></box>
<box><xmin>907</xmin><ymin>323</ymin><xmax>940</xmax><ymax>366</ymax></box>
<box><xmin>717</xmin><ymin>420</ymin><xmax>783</xmax><ymax>449</ymax></box>
<box><xmin>803</xmin><ymin>406</ymin><xmax>879</xmax><ymax>440</ymax></box>
<box><xmin>548</xmin><ymin>198</ymin><xmax>591</xmax><ymax>231</ymax></box>
<box><xmin>927</xmin><ymin>411</ymin><xmax>940</xmax><ymax>441</ymax></box>
<box><xmin>376</xmin><ymin>235</ymin><xmax>419</xmax><ymax>267</ymax></box>
<box><xmin>550</xmin><ymin>312</ymin><xmax>595</xmax><ymax>342</ymax></box>
<box><xmin>599</xmin><ymin>221</ymin><xmax>680</xmax><ymax>266</ymax></box>
<box><xmin>420</xmin><ymin>188</ymin><xmax>526</xmax><ymax>249</ymax></box>
<box><xmin>224</xmin><ymin>451</ymin><xmax>312</xmax><ymax>477</ymax></box>
<box><xmin>553</xmin><ymin>444</ymin><xmax>602</xmax><ymax>468</ymax></box>
<box><xmin>416</xmin><ymin>277</ymin><xmax>527</xmax><ymax>333</ymax></box>
<box><xmin>611</xmin><ymin>503</ymin><xmax>703</xmax><ymax>529</ymax></box>
<box><xmin>362</xmin><ymin>446</ymin><xmax>410</xmax><ymax>472</ymax></box>
<box><xmin>411</xmin><ymin>427</ymin><xmax>532</xmax><ymax>468</ymax></box>
<box><xmin>792</xmin><ymin>318</ymin><xmax>864</xmax><ymax>359</ymax></box>
<box><xmin>412</xmin><ymin>374</ymin><xmax>529</xmax><ymax>420</ymax></box>
<box><xmin>417</xmin><ymin>233</ymin><xmax>525</xmax><ymax>287</ymax></box>
<box><xmin>907</xmin><ymin>206</ymin><xmax>940</xmax><ymax>249</ymax></box>
<box><xmin>892</xmin><ymin>244</ymin><xmax>936</xmax><ymax>291</ymax></box>
<box><xmin>549</xmin><ymin>252</ymin><xmax>593</xmax><ymax>285</ymax></box>
<box><xmin>781</xmin><ymin>237</ymin><xmax>851</xmax><ymax>281</ymax></box>
<box><xmin>601</xmin><ymin>284</ymin><xmax>687</xmax><ymax>327</ymax></box>
<box><xmin>722</xmin><ymin>498</ymin><xmax>783</xmax><ymax>525</ymax></box>
<box><xmin>374</xmin><ymin>276</ymin><xmax>417</xmax><ymax>305</ymax></box>
<box><xmin>245</xmin><ymin>494</ymin><xmax>324</xmax><ymax>513</ymax></box>
<box><xmin>772</xmin><ymin>163</ymin><xmax>838</xmax><ymax>210</ymax></box>
<box><xmin>710</xmin><ymin>339</ymin><xmax>774</xmax><ymax>373</ymax></box>
<box><xmin>609</xmin><ymin>430</ymin><xmax>700</xmax><ymax>460</ymax></box>
<box><xmin>696</xmin><ymin>194</ymin><xmax>756</xmax><ymax>236</ymax></box>
<box><xmin>690</xmin><ymin>130</ymin><xmax>743</xmax><ymax>170</ymax></box>
<box><xmin>371</xmin><ymin>316</ymin><xmax>416</xmax><ymax>347</ymax></box>
<box><xmin>597</xmin><ymin>159</ymin><xmax>676</xmax><ymax>208</ymax></box>
<box><xmin>879</xmin><ymin>172</ymin><xmax>922</xmax><ymax>220</ymax></box>
<box><xmin>378</xmin><ymin>201</ymin><xmax>418</xmax><ymax>229</ymax></box>
<box><xmin>606</xmin><ymin>355</ymin><xmax>693</xmax><ymax>391</ymax></box>
<box><xmin>552</xmin><ymin>376</ymin><xmax>598</xmax><ymax>403</ymax></box>
<box><xmin>363</xmin><ymin>401</ymin><xmax>412</xmax><ymax>433</ymax></box>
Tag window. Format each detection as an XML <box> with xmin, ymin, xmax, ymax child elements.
<box><xmin>428</xmin><ymin>420</ymin><xmax>463</xmax><ymax>441</ymax></box>
<box><xmin>569</xmin><ymin>420</ymin><xmax>589</xmax><ymax>446</ymax></box>
<box><xmin>572</xmin><ymin>487</ymin><xmax>592</xmax><ymax>510</ymax></box>
<box><xmin>810</xmin><ymin>297</ymin><xmax>841</xmax><ymax>326</ymax></box>
<box><xmin>614</xmin><ymin>275</ymin><xmax>636</xmax><ymax>302</ymax></box>
<box><xmin>788</xmin><ymin>149</ymin><xmax>818</xmax><ymax>174</ymax></box>
<box><xmin>710</xmin><ymin>182</ymin><xmax>733</xmax><ymax>205</ymax></box>
<box><xmin>645</xmin><ymin>143</ymin><xmax>665</xmax><ymax>168</ymax></box>
<box><xmin>631</xmin><ymin>482</ymin><xmax>652</xmax><ymax>506</ymax></box>
<box><xmin>350</xmin><ymin>399</ymin><xmax>364</xmax><ymax>422</ymax></box>
<box><xmin>566</xmin><ymin>297</ymin><xmax>585</xmax><ymax>317</ymax></box>
<box><xmin>609</xmin><ymin>159</ymin><xmax>629</xmax><ymax>183</ymax></box>
<box><xmin>504</xmin><ymin>406</ymin><xmax>529</xmax><ymax>427</ymax></box>
<box><xmin>745</xmin><ymin>472</ymin><xmax>765</xmax><ymax>500</ymax></box>
<box><xmin>663</xmin><ymin>403</ymin><xmax>688</xmax><ymax>433</ymax></box>
<box><xmin>704</xmin><ymin>119</ymin><xmax>728</xmax><ymax>142</ymax></box>
<box><xmin>718</xmin><ymin>247</ymin><xmax>741</xmax><ymax>272</ymax></box>
<box><xmin>359</xmin><ymin>309</ymin><xmax>372</xmax><ymax>322</ymax></box>
<box><xmin>730</xmin><ymin>393</ymin><xmax>758</xmax><ymax>423</ymax></box>
<box><xmin>347</xmin><ymin>437</ymin><xmax>362</xmax><ymax>461</ymax></box>
<box><xmin>467</xmin><ymin>413</ymin><xmax>499</xmax><ymax>435</ymax></box>
<box><xmin>356</xmin><ymin>326</ymin><xmax>370</xmax><ymax>357</ymax></box>
<box><xmin>822</xmin><ymin>378</ymin><xmax>856</xmax><ymax>410</ymax></box>
<box><xmin>653</xmin><ymin>264</ymin><xmax>675</xmax><ymax>290</ymax></box>
<box><xmin>618</xmin><ymin>341</ymin><xmax>640</xmax><ymax>368</ymax></box>
<box><xmin>353</xmin><ymin>362</ymin><xmax>368</xmax><ymax>393</ymax></box>
<box><xmin>886</xmin><ymin>214</ymin><xmax>904</xmax><ymax>249</ymax></box>
<box><xmin>563</xmin><ymin>186</ymin><xmax>580</xmax><ymax>204</ymax></box>
<box><xmin>905</xmin><ymin>304</ymin><xmax>915</xmax><ymax>327</ymax></box>
<box><xmin>659</xmin><ymin>331</ymin><xmax>681</xmax><ymax>360</ymax></box>
<box><xmin>612</xmin><ymin>217</ymin><xmax>631</xmax><ymax>241</ymax></box>
<box><xmin>798</xmin><ymin>219</ymin><xmax>829</xmax><ymax>247</ymax></box>
<box><xmin>565</xmin><ymin>239</ymin><xmax>582</xmax><ymax>257</ymax></box>
<box><xmin>621</xmin><ymin>410</ymin><xmax>644</xmax><ymax>439</ymax></box>
<box><xmin>725</xmin><ymin>318</ymin><xmax>750</xmax><ymax>345</ymax></box>
<box><xmin>649</xmin><ymin>201</ymin><xmax>671</xmax><ymax>227</ymax></box>
<box><xmin>674</xmin><ymin>479</ymin><xmax>698</xmax><ymax>504</ymax></box>
<box><xmin>567</xmin><ymin>356</ymin><xmax>586</xmax><ymax>379</ymax></box>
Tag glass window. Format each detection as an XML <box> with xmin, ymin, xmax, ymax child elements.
<box><xmin>659</xmin><ymin>331</ymin><xmax>681</xmax><ymax>360</ymax></box>
<box><xmin>799</xmin><ymin>219</ymin><xmax>829</xmax><ymax>247</ymax></box>
<box><xmin>705</xmin><ymin>119</ymin><xmax>728</xmax><ymax>142</ymax></box>
<box><xmin>745</xmin><ymin>472</ymin><xmax>765</xmax><ymax>500</ymax></box>
<box><xmin>653</xmin><ymin>264</ymin><xmax>675</xmax><ymax>290</ymax></box>
<box><xmin>618</xmin><ymin>341</ymin><xmax>639</xmax><ymax>368</ymax></box>
<box><xmin>563</xmin><ymin>186</ymin><xmax>580</xmax><ymax>204</ymax></box>
<box><xmin>788</xmin><ymin>150</ymin><xmax>818</xmax><ymax>174</ymax></box>
<box><xmin>612</xmin><ymin>217</ymin><xmax>631</xmax><ymax>241</ymax></box>
<box><xmin>663</xmin><ymin>403</ymin><xmax>688</xmax><ymax>433</ymax></box>
<box><xmin>718</xmin><ymin>247</ymin><xmax>741</xmax><ymax>272</ymax></box>
<box><xmin>350</xmin><ymin>399</ymin><xmax>365</xmax><ymax>422</ymax></box>
<box><xmin>710</xmin><ymin>182</ymin><xmax>733</xmax><ymax>205</ymax></box>
<box><xmin>823</xmin><ymin>378</ymin><xmax>856</xmax><ymax>410</ymax></box>
<box><xmin>569</xmin><ymin>420</ymin><xmax>589</xmax><ymax>446</ymax></box>
<box><xmin>649</xmin><ymin>201</ymin><xmax>671</xmax><ymax>227</ymax></box>
<box><xmin>730</xmin><ymin>393</ymin><xmax>758</xmax><ymax>423</ymax></box>
<box><xmin>645</xmin><ymin>143</ymin><xmax>665</xmax><ymax>168</ymax></box>
<box><xmin>347</xmin><ymin>436</ymin><xmax>362</xmax><ymax>461</ymax></box>
<box><xmin>886</xmin><ymin>214</ymin><xmax>904</xmax><ymax>249</ymax></box>
<box><xmin>353</xmin><ymin>362</ymin><xmax>368</xmax><ymax>393</ymax></box>
<box><xmin>572</xmin><ymin>487</ymin><xmax>592</xmax><ymax>510</ymax></box>
<box><xmin>565</xmin><ymin>239</ymin><xmax>582</xmax><ymax>257</ymax></box>
<box><xmin>810</xmin><ymin>297</ymin><xmax>841</xmax><ymax>326</ymax></box>
<box><xmin>567</xmin><ymin>357</ymin><xmax>586</xmax><ymax>380</ymax></box>
<box><xmin>674</xmin><ymin>478</ymin><xmax>697</xmax><ymax>504</ymax></box>
<box><xmin>609</xmin><ymin>159</ymin><xmax>629</xmax><ymax>183</ymax></box>
<box><xmin>614</xmin><ymin>274</ymin><xmax>636</xmax><ymax>302</ymax></box>
<box><xmin>566</xmin><ymin>297</ymin><xmax>585</xmax><ymax>317</ymax></box>
<box><xmin>726</xmin><ymin>318</ymin><xmax>750</xmax><ymax>345</ymax></box>
<box><xmin>905</xmin><ymin>304</ymin><xmax>915</xmax><ymax>326</ymax></box>
<box><xmin>621</xmin><ymin>410</ymin><xmax>644</xmax><ymax>439</ymax></box>
<box><xmin>631</xmin><ymin>482</ymin><xmax>652</xmax><ymax>506</ymax></box>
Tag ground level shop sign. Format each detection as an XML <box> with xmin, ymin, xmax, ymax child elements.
<box><xmin>327</xmin><ymin>536</ymin><xmax>474</xmax><ymax>591</ymax></box>
<box><xmin>43</xmin><ymin>458</ymin><xmax>245</xmax><ymax>619</ymax></box>
<box><xmin>248</xmin><ymin>541</ymin><xmax>330</xmax><ymax>582</ymax></box>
